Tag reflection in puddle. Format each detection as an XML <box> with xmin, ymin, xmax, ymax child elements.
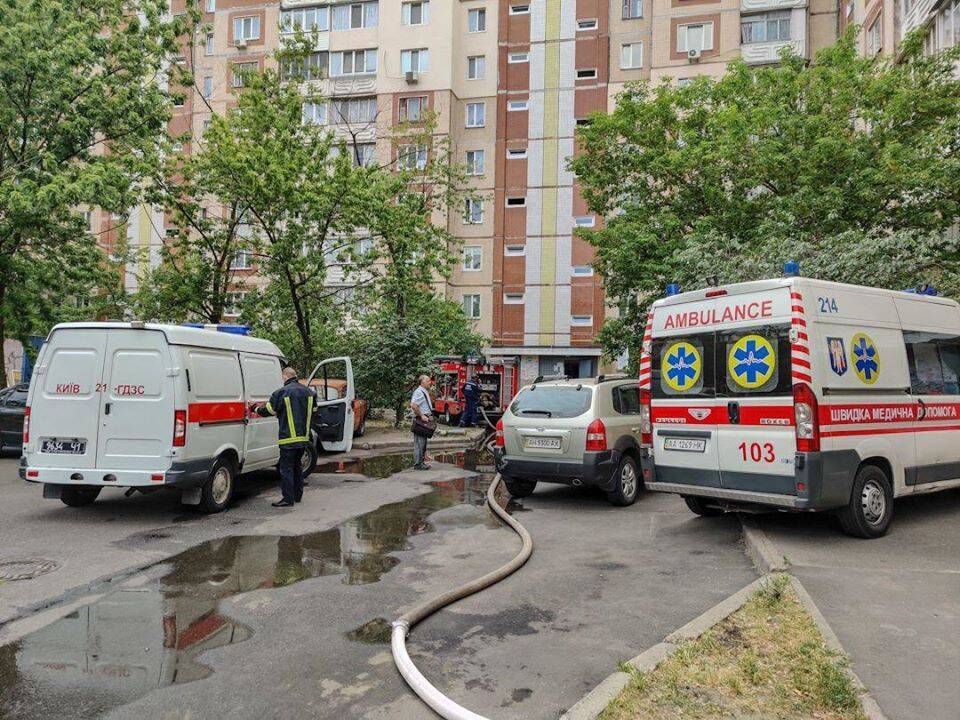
<box><xmin>314</xmin><ymin>450</ymin><xmax>481</xmax><ymax>479</ymax></box>
<box><xmin>0</xmin><ymin>452</ymin><xmax>492</xmax><ymax>720</ymax></box>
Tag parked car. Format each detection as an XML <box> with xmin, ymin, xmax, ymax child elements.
<box><xmin>0</xmin><ymin>383</ymin><xmax>29</xmax><ymax>453</ymax></box>
<box><xmin>493</xmin><ymin>376</ymin><xmax>645</xmax><ymax>506</ymax></box>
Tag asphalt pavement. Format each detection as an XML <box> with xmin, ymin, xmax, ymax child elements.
<box><xmin>753</xmin><ymin>489</ymin><xmax>960</xmax><ymax>720</ymax></box>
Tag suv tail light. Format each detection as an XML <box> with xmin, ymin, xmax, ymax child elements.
<box><xmin>23</xmin><ymin>407</ymin><xmax>30</xmax><ymax>444</ymax></box>
<box><xmin>586</xmin><ymin>418</ymin><xmax>607</xmax><ymax>452</ymax></box>
<box><xmin>639</xmin><ymin>389</ymin><xmax>652</xmax><ymax>445</ymax></box>
<box><xmin>494</xmin><ymin>418</ymin><xmax>504</xmax><ymax>447</ymax></box>
<box><xmin>793</xmin><ymin>383</ymin><xmax>819</xmax><ymax>452</ymax></box>
<box><xmin>173</xmin><ymin>410</ymin><xmax>187</xmax><ymax>447</ymax></box>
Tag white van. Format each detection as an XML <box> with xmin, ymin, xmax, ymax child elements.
<box><xmin>638</xmin><ymin>276</ymin><xmax>960</xmax><ymax>538</ymax></box>
<box><xmin>20</xmin><ymin>322</ymin><xmax>355</xmax><ymax>512</ymax></box>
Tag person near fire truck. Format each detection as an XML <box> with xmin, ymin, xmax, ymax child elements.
<box><xmin>459</xmin><ymin>376</ymin><xmax>480</xmax><ymax>427</ymax></box>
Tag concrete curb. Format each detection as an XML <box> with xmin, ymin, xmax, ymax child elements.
<box><xmin>560</xmin><ymin>575</ymin><xmax>773</xmax><ymax>720</ymax></box>
<box><xmin>739</xmin><ymin>515</ymin><xmax>789</xmax><ymax>573</ymax></box>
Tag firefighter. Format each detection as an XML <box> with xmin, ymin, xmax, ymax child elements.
<box><xmin>459</xmin><ymin>376</ymin><xmax>481</xmax><ymax>428</ymax></box>
<box><xmin>252</xmin><ymin>367</ymin><xmax>317</xmax><ymax>508</ymax></box>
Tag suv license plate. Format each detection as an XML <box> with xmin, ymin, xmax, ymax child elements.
<box><xmin>40</xmin><ymin>438</ymin><xmax>87</xmax><ymax>455</ymax></box>
<box><xmin>525</xmin><ymin>437</ymin><xmax>561</xmax><ymax>450</ymax></box>
<box><xmin>663</xmin><ymin>437</ymin><xmax>706</xmax><ymax>453</ymax></box>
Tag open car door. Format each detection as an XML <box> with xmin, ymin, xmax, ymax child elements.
<box><xmin>305</xmin><ymin>357</ymin><xmax>355</xmax><ymax>453</ymax></box>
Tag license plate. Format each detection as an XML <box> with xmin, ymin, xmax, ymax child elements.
<box><xmin>40</xmin><ymin>438</ymin><xmax>87</xmax><ymax>455</ymax></box>
<box><xmin>525</xmin><ymin>437</ymin><xmax>561</xmax><ymax>450</ymax></box>
<box><xmin>663</xmin><ymin>437</ymin><xmax>706</xmax><ymax>453</ymax></box>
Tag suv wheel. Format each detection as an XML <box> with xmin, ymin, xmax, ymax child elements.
<box><xmin>503</xmin><ymin>475</ymin><xmax>537</xmax><ymax>498</ymax></box>
<box><xmin>607</xmin><ymin>455</ymin><xmax>641</xmax><ymax>506</ymax></box>
<box><xmin>683</xmin><ymin>495</ymin><xmax>724</xmax><ymax>517</ymax></box>
<box><xmin>61</xmin><ymin>486</ymin><xmax>101</xmax><ymax>507</ymax></box>
<box><xmin>838</xmin><ymin>464</ymin><xmax>893</xmax><ymax>539</ymax></box>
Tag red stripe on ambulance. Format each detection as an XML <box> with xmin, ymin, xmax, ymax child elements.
<box><xmin>188</xmin><ymin>402</ymin><xmax>246</xmax><ymax>424</ymax></box>
<box><xmin>652</xmin><ymin>405</ymin><xmax>793</xmax><ymax>426</ymax></box>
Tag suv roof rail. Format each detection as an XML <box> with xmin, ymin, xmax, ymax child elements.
<box><xmin>532</xmin><ymin>374</ymin><xmax>568</xmax><ymax>384</ymax></box>
<box><xmin>596</xmin><ymin>374</ymin><xmax>629</xmax><ymax>383</ymax></box>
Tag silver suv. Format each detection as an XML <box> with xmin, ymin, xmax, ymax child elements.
<box><xmin>493</xmin><ymin>376</ymin><xmax>644</xmax><ymax>506</ymax></box>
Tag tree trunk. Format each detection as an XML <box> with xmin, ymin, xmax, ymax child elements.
<box><xmin>283</xmin><ymin>267</ymin><xmax>312</xmax><ymax>366</ymax></box>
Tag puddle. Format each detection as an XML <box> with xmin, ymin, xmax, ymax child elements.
<box><xmin>0</xmin><ymin>453</ymin><xmax>494</xmax><ymax>720</ymax></box>
<box><xmin>346</xmin><ymin>618</ymin><xmax>393</xmax><ymax>645</ymax></box>
<box><xmin>315</xmin><ymin>449</ymin><xmax>487</xmax><ymax>479</ymax></box>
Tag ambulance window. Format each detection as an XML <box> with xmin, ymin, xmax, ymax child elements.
<box><xmin>653</xmin><ymin>334</ymin><xmax>715</xmax><ymax>398</ymax></box>
<box><xmin>904</xmin><ymin>332</ymin><xmax>960</xmax><ymax>395</ymax></box>
<box><xmin>719</xmin><ymin>324</ymin><xmax>791</xmax><ymax>396</ymax></box>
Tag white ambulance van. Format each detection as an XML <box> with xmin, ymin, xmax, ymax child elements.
<box><xmin>20</xmin><ymin>322</ymin><xmax>355</xmax><ymax>512</ymax></box>
<box><xmin>638</xmin><ymin>276</ymin><xmax>960</xmax><ymax>538</ymax></box>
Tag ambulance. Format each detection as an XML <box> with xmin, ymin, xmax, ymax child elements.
<box><xmin>638</xmin><ymin>273</ymin><xmax>960</xmax><ymax>538</ymax></box>
<box><xmin>19</xmin><ymin>322</ymin><xmax>355</xmax><ymax>512</ymax></box>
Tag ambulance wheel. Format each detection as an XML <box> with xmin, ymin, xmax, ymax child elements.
<box><xmin>683</xmin><ymin>495</ymin><xmax>724</xmax><ymax>517</ymax></box>
<box><xmin>838</xmin><ymin>464</ymin><xmax>893</xmax><ymax>539</ymax></box>
<box><xmin>201</xmin><ymin>457</ymin><xmax>235</xmax><ymax>513</ymax></box>
<box><xmin>300</xmin><ymin>443</ymin><xmax>318</xmax><ymax>478</ymax></box>
<box><xmin>607</xmin><ymin>455</ymin><xmax>641</xmax><ymax>506</ymax></box>
<box><xmin>503</xmin><ymin>476</ymin><xmax>537</xmax><ymax>498</ymax></box>
<box><xmin>60</xmin><ymin>486</ymin><xmax>101</xmax><ymax>507</ymax></box>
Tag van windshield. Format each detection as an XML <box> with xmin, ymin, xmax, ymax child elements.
<box><xmin>653</xmin><ymin>324</ymin><xmax>793</xmax><ymax>399</ymax></box>
<box><xmin>510</xmin><ymin>386</ymin><xmax>593</xmax><ymax>418</ymax></box>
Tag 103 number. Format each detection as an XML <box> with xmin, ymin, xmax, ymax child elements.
<box><xmin>738</xmin><ymin>442</ymin><xmax>775</xmax><ymax>463</ymax></box>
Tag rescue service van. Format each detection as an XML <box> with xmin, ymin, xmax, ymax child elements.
<box><xmin>20</xmin><ymin>322</ymin><xmax>355</xmax><ymax>512</ymax></box>
<box><xmin>638</xmin><ymin>276</ymin><xmax>960</xmax><ymax>538</ymax></box>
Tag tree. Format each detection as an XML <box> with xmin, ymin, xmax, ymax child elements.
<box><xmin>0</xmin><ymin>0</ymin><xmax>188</xmax><ymax>383</ymax></box>
<box><xmin>571</xmin><ymin>29</ymin><xmax>960</xmax><ymax>359</ymax></box>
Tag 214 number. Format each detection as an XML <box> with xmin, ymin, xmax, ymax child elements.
<box><xmin>818</xmin><ymin>296</ymin><xmax>839</xmax><ymax>314</ymax></box>
<box><xmin>738</xmin><ymin>442</ymin><xmax>775</xmax><ymax>463</ymax></box>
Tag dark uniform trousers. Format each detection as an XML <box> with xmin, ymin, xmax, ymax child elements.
<box><xmin>278</xmin><ymin>447</ymin><xmax>304</xmax><ymax>504</ymax></box>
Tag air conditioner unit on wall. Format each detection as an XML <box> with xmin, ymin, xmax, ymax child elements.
<box><xmin>405</xmin><ymin>71</ymin><xmax>419</xmax><ymax>84</ymax></box>
<box><xmin>687</xmin><ymin>48</ymin><xmax>701</xmax><ymax>62</ymax></box>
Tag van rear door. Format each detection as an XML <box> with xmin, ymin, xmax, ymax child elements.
<box><xmin>28</xmin><ymin>329</ymin><xmax>109</xmax><ymax>469</ymax></box>
<box><xmin>96</xmin><ymin>330</ymin><xmax>176</xmax><ymax>470</ymax></box>
<box><xmin>306</xmin><ymin>357</ymin><xmax>354</xmax><ymax>453</ymax></box>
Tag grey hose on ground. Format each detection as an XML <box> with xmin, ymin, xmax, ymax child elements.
<box><xmin>391</xmin><ymin>469</ymin><xmax>533</xmax><ymax>719</ymax></box>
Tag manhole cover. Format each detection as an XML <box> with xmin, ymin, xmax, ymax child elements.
<box><xmin>0</xmin><ymin>558</ymin><xmax>60</xmax><ymax>581</ymax></box>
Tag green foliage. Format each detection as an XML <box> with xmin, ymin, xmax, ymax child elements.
<box><xmin>571</xmin><ymin>29</ymin><xmax>960</xmax><ymax>358</ymax></box>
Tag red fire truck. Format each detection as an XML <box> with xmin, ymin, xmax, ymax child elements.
<box><xmin>433</xmin><ymin>356</ymin><xmax>519</xmax><ymax>425</ymax></box>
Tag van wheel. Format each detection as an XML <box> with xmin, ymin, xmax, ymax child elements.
<box><xmin>607</xmin><ymin>455</ymin><xmax>641</xmax><ymax>506</ymax></box>
<box><xmin>683</xmin><ymin>495</ymin><xmax>724</xmax><ymax>517</ymax></box>
<box><xmin>301</xmin><ymin>443</ymin><xmax>318</xmax><ymax>477</ymax></box>
<box><xmin>838</xmin><ymin>464</ymin><xmax>893</xmax><ymax>539</ymax></box>
<box><xmin>61</xmin><ymin>486</ymin><xmax>102</xmax><ymax>507</ymax></box>
<box><xmin>201</xmin><ymin>457</ymin><xmax>235</xmax><ymax>513</ymax></box>
<box><xmin>503</xmin><ymin>475</ymin><xmax>537</xmax><ymax>498</ymax></box>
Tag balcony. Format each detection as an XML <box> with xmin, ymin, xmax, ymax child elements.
<box><xmin>740</xmin><ymin>0</ymin><xmax>805</xmax><ymax>10</ymax></box>
<box><xmin>741</xmin><ymin>39</ymin><xmax>806</xmax><ymax>64</ymax></box>
<box><xmin>902</xmin><ymin>0</ymin><xmax>938</xmax><ymax>33</ymax></box>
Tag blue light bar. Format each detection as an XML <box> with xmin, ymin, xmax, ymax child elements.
<box><xmin>665</xmin><ymin>283</ymin><xmax>681</xmax><ymax>296</ymax></box>
<box><xmin>783</xmin><ymin>261</ymin><xmax>800</xmax><ymax>277</ymax></box>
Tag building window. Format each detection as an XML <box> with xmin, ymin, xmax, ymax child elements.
<box><xmin>507</xmin><ymin>100</ymin><xmax>528</xmax><ymax>112</ymax></box>
<box><xmin>508</xmin><ymin>52</ymin><xmax>529</xmax><ymax>63</ymax></box>
<box><xmin>572</xmin><ymin>265</ymin><xmax>594</xmax><ymax>276</ymax></box>
<box><xmin>399</xmin><ymin>96</ymin><xmax>426</xmax><ymax>122</ymax></box>
<box><xmin>206</xmin><ymin>0</ymin><xmax>215</xmax><ymax>11</ymax></box>
<box><xmin>677</xmin><ymin>77</ymin><xmax>694</xmax><ymax>87</ymax></box>
<box><xmin>462</xmin><ymin>294</ymin><xmax>481</xmax><ymax>318</ymax></box>
<box><xmin>466</xmin><ymin>102</ymin><xmax>485</xmax><ymax>127</ymax></box>
<box><xmin>622</xmin><ymin>0</ymin><xmax>642</xmax><ymax>19</ymax></box>
<box><xmin>331</xmin><ymin>49</ymin><xmax>377</xmax><ymax>76</ymax></box>
<box><xmin>510</xmin><ymin>4</ymin><xmax>530</xmax><ymax>14</ymax></box>
<box><xmin>468</xmin><ymin>7</ymin><xmax>486</xmax><ymax>32</ymax></box>
<box><xmin>621</xmin><ymin>42</ymin><xmax>643</xmax><ymax>69</ymax></box>
<box><xmin>677</xmin><ymin>22</ymin><xmax>714</xmax><ymax>52</ymax></box>
<box><xmin>352</xmin><ymin>143</ymin><xmax>376</xmax><ymax>167</ymax></box>
<box><xmin>464</xmin><ymin>198</ymin><xmax>484</xmax><ymax>224</ymax></box>
<box><xmin>401</xmin><ymin>48</ymin><xmax>430</xmax><ymax>73</ymax></box>
<box><xmin>504</xmin><ymin>244</ymin><xmax>525</xmax><ymax>256</ymax></box>
<box><xmin>574</xmin><ymin>216</ymin><xmax>596</xmax><ymax>228</ymax></box>
<box><xmin>466</xmin><ymin>149</ymin><xmax>485</xmax><ymax>175</ymax></box>
<box><xmin>506</xmin><ymin>196</ymin><xmax>526</xmax><ymax>207</ymax></box>
<box><xmin>577</xmin><ymin>18</ymin><xmax>598</xmax><ymax>31</ymax></box>
<box><xmin>281</xmin><ymin>6</ymin><xmax>330</xmax><ymax>33</ymax></box>
<box><xmin>204</xmin><ymin>32</ymin><xmax>214</xmax><ymax>55</ymax></box>
<box><xmin>571</xmin><ymin>315</ymin><xmax>593</xmax><ymax>326</ymax></box>
<box><xmin>332</xmin><ymin>96</ymin><xmax>378</xmax><ymax>124</ymax></box>
<box><xmin>302</xmin><ymin>101</ymin><xmax>327</xmax><ymax>125</ymax></box>
<box><xmin>467</xmin><ymin>55</ymin><xmax>486</xmax><ymax>79</ymax></box>
<box><xmin>282</xmin><ymin>51</ymin><xmax>329</xmax><ymax>81</ymax></box>
<box><xmin>82</xmin><ymin>210</ymin><xmax>93</xmax><ymax>232</ymax></box>
<box><xmin>398</xmin><ymin>144</ymin><xmax>428</xmax><ymax>170</ymax></box>
<box><xmin>203</xmin><ymin>75</ymin><xmax>213</xmax><ymax>98</ymax></box>
<box><xmin>866</xmin><ymin>17</ymin><xmax>882</xmax><ymax>55</ymax></box>
<box><xmin>402</xmin><ymin>1</ymin><xmax>429</xmax><ymax>26</ymax></box>
<box><xmin>741</xmin><ymin>11</ymin><xmax>791</xmax><ymax>44</ymax></box>
<box><xmin>232</xmin><ymin>62</ymin><xmax>258</xmax><ymax>88</ymax></box>
<box><xmin>230</xmin><ymin>250</ymin><xmax>253</xmax><ymax>270</ymax></box>
<box><xmin>462</xmin><ymin>246</ymin><xmax>482</xmax><ymax>271</ymax></box>
<box><xmin>233</xmin><ymin>16</ymin><xmax>260</xmax><ymax>42</ymax></box>
<box><xmin>332</xmin><ymin>2</ymin><xmax>378</xmax><ymax>30</ymax></box>
<box><xmin>576</xmin><ymin>68</ymin><xmax>597</xmax><ymax>79</ymax></box>
<box><xmin>503</xmin><ymin>293</ymin><xmax>525</xmax><ymax>304</ymax></box>
<box><xmin>931</xmin><ymin>0</ymin><xmax>958</xmax><ymax>52</ymax></box>
<box><xmin>224</xmin><ymin>292</ymin><xmax>246</xmax><ymax>317</ymax></box>
<box><xmin>506</xmin><ymin>147</ymin><xmax>527</xmax><ymax>159</ymax></box>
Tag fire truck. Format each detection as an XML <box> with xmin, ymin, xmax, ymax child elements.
<box><xmin>433</xmin><ymin>356</ymin><xmax>519</xmax><ymax>425</ymax></box>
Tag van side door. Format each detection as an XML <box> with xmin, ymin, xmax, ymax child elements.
<box><xmin>306</xmin><ymin>357</ymin><xmax>354</xmax><ymax>453</ymax></box>
<box><xmin>240</xmin><ymin>353</ymin><xmax>281</xmax><ymax>469</ymax></box>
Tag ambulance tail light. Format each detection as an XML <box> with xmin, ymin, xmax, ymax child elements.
<box><xmin>173</xmin><ymin>410</ymin><xmax>187</xmax><ymax>447</ymax></box>
<box><xmin>23</xmin><ymin>407</ymin><xmax>30</xmax><ymax>444</ymax></box>
<box><xmin>793</xmin><ymin>383</ymin><xmax>820</xmax><ymax>452</ymax></box>
<box><xmin>586</xmin><ymin>419</ymin><xmax>607</xmax><ymax>452</ymax></box>
<box><xmin>639</xmin><ymin>389</ymin><xmax>652</xmax><ymax>445</ymax></box>
<box><xmin>495</xmin><ymin>418</ymin><xmax>504</xmax><ymax>448</ymax></box>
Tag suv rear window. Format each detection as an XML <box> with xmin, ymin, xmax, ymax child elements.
<box><xmin>510</xmin><ymin>386</ymin><xmax>593</xmax><ymax>418</ymax></box>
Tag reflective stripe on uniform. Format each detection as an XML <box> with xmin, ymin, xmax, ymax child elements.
<box><xmin>280</xmin><ymin>395</ymin><xmax>310</xmax><ymax>445</ymax></box>
<box><xmin>265</xmin><ymin>400</ymin><xmax>276</xmax><ymax>416</ymax></box>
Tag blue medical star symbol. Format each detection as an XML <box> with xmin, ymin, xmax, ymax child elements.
<box><xmin>667</xmin><ymin>346</ymin><xmax>698</xmax><ymax>387</ymax></box>
<box><xmin>733</xmin><ymin>339</ymin><xmax>771</xmax><ymax>383</ymax></box>
<box><xmin>854</xmin><ymin>337</ymin><xmax>878</xmax><ymax>379</ymax></box>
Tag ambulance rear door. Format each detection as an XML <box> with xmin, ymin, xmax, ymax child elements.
<box><xmin>306</xmin><ymin>357</ymin><xmax>354</xmax><ymax>453</ymax></box>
